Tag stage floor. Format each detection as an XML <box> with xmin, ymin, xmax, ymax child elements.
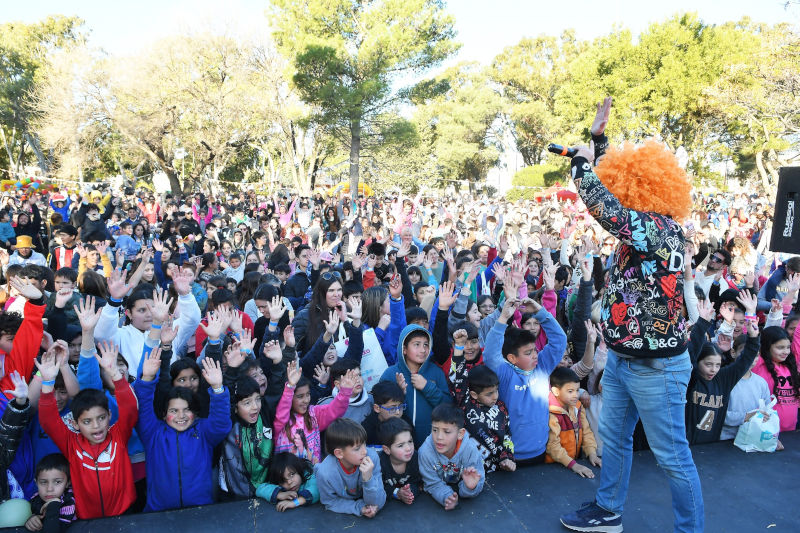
<box><xmin>4</xmin><ymin>432</ymin><xmax>799</xmax><ymax>532</ymax></box>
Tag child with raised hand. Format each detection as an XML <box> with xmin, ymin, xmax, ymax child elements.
<box><xmin>545</xmin><ymin>367</ymin><xmax>600</xmax><ymax>478</ymax></box>
<box><xmin>274</xmin><ymin>361</ymin><xmax>356</xmax><ymax>464</ymax></box>
<box><xmin>315</xmin><ymin>418</ymin><xmax>386</xmax><ymax>517</ymax></box>
<box><xmin>37</xmin><ymin>340</ymin><xmax>138</xmax><ymax>519</ymax></box>
<box><xmin>418</xmin><ymin>404</ymin><xmax>485</xmax><ymax>510</ymax></box>
<box><xmin>450</xmin><ymin>327</ymin><xmax>515</xmax><ymax>473</ymax></box>
<box><xmin>0</xmin><ymin>277</ymin><xmax>46</xmax><ymax>405</ymax></box>
<box><xmin>686</xmin><ymin>292</ymin><xmax>762</xmax><ymax>445</ymax></box>
<box><xmin>24</xmin><ymin>453</ymin><xmax>76</xmax><ymax>532</ymax></box>
<box><xmin>135</xmin><ymin>349</ymin><xmax>231</xmax><ymax>512</ymax></box>
<box><xmin>0</xmin><ymin>371</ymin><xmax>33</xmax><ymax>527</ymax></box>
<box><xmin>256</xmin><ymin>452</ymin><xmax>319</xmax><ymax>512</ymax></box>
<box><xmin>483</xmin><ymin>284</ymin><xmax>567</xmax><ymax>465</ymax></box>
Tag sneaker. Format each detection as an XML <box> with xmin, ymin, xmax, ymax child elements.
<box><xmin>560</xmin><ymin>501</ymin><xmax>623</xmax><ymax>533</ymax></box>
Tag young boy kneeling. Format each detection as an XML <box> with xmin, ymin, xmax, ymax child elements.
<box><xmin>545</xmin><ymin>367</ymin><xmax>601</xmax><ymax>478</ymax></box>
<box><xmin>419</xmin><ymin>404</ymin><xmax>485</xmax><ymax>510</ymax></box>
<box><xmin>315</xmin><ymin>418</ymin><xmax>386</xmax><ymax>517</ymax></box>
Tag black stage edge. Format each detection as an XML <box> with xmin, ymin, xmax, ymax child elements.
<box><xmin>5</xmin><ymin>431</ymin><xmax>799</xmax><ymax>532</ymax></box>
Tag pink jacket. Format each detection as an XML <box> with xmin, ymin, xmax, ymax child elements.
<box><xmin>752</xmin><ymin>323</ymin><xmax>800</xmax><ymax>433</ymax></box>
<box><xmin>273</xmin><ymin>383</ymin><xmax>352</xmax><ymax>463</ymax></box>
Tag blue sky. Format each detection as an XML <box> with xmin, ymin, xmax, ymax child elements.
<box><xmin>3</xmin><ymin>0</ymin><xmax>797</xmax><ymax>63</ymax></box>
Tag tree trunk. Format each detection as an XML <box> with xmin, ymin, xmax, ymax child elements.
<box><xmin>24</xmin><ymin>132</ymin><xmax>50</xmax><ymax>176</ymax></box>
<box><xmin>166</xmin><ymin>169</ymin><xmax>182</xmax><ymax>194</ymax></box>
<box><xmin>349</xmin><ymin>118</ymin><xmax>361</xmax><ymax>203</ymax></box>
<box><xmin>755</xmin><ymin>150</ymin><xmax>771</xmax><ymax>192</ymax></box>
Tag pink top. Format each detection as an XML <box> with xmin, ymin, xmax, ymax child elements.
<box><xmin>752</xmin><ymin>323</ymin><xmax>800</xmax><ymax>433</ymax></box>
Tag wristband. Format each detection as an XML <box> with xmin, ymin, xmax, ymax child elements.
<box><xmin>293</xmin><ymin>498</ymin><xmax>301</xmax><ymax>507</ymax></box>
<box><xmin>393</xmin><ymin>488</ymin><xmax>400</xmax><ymax>500</ymax></box>
<box><xmin>241</xmin><ymin>348</ymin><xmax>254</xmax><ymax>356</ymax></box>
<box><xmin>151</xmin><ymin>324</ymin><xmax>162</xmax><ymax>330</ymax></box>
<box><xmin>231</xmin><ymin>332</ymin><xmax>240</xmax><ymax>338</ymax></box>
<box><xmin>212</xmin><ymin>386</ymin><xmax>225</xmax><ymax>394</ymax></box>
<box><xmin>207</xmin><ymin>338</ymin><xmax>221</xmax><ymax>345</ymax></box>
<box><xmin>42</xmin><ymin>379</ymin><xmax>56</xmax><ymax>387</ymax></box>
<box><xmin>454</xmin><ymin>345</ymin><xmax>464</xmax><ymax>351</ymax></box>
<box><xmin>160</xmin><ymin>344</ymin><xmax>173</xmax><ymax>351</ymax></box>
<box><xmin>269</xmin><ymin>321</ymin><xmax>279</xmax><ymax>327</ymax></box>
<box><xmin>366</xmin><ymin>267</ymin><xmax>373</xmax><ymax>272</ymax></box>
<box><xmin>390</xmin><ymin>295</ymin><xmax>402</xmax><ymax>302</ymax></box>
<box><xmin>109</xmin><ymin>296</ymin><xmax>123</xmax><ymax>303</ymax></box>
<box><xmin>108</xmin><ymin>298</ymin><xmax>123</xmax><ymax>308</ymax></box>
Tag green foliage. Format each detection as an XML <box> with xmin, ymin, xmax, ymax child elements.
<box><xmin>507</xmin><ymin>162</ymin><xmax>565</xmax><ymax>199</ymax></box>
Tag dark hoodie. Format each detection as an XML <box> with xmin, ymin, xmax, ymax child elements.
<box><xmin>379</xmin><ymin>324</ymin><xmax>453</xmax><ymax>447</ymax></box>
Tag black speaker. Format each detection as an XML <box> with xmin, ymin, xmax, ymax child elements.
<box><xmin>770</xmin><ymin>167</ymin><xmax>800</xmax><ymax>254</ymax></box>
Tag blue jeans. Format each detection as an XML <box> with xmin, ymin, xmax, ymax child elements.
<box><xmin>596</xmin><ymin>349</ymin><xmax>704</xmax><ymax>533</ymax></box>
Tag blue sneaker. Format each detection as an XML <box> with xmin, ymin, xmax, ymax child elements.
<box><xmin>560</xmin><ymin>501</ymin><xmax>623</xmax><ymax>533</ymax></box>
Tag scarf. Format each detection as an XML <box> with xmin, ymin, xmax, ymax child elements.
<box><xmin>241</xmin><ymin>414</ymin><xmax>273</xmax><ymax>488</ymax></box>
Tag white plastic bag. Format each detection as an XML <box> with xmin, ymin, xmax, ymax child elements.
<box><xmin>334</xmin><ymin>328</ymin><xmax>387</xmax><ymax>394</ymax></box>
<box><xmin>733</xmin><ymin>396</ymin><xmax>780</xmax><ymax>453</ymax></box>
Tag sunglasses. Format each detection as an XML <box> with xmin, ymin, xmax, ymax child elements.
<box><xmin>710</xmin><ymin>256</ymin><xmax>724</xmax><ymax>263</ymax></box>
<box><xmin>321</xmin><ymin>271</ymin><xmax>342</xmax><ymax>281</ymax></box>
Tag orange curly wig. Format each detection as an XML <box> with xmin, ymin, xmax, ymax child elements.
<box><xmin>594</xmin><ymin>139</ymin><xmax>692</xmax><ymax>221</ymax></box>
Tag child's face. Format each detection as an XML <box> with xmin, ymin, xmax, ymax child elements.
<box><xmin>410</xmin><ymin>317</ymin><xmax>429</xmax><ymax>330</ymax></box>
<box><xmin>698</xmin><ymin>355</ymin><xmax>722</xmax><ymax>381</ymax></box>
<box><xmin>165</xmin><ymin>398</ymin><xmax>196</xmax><ymax>432</ymax></box>
<box><xmin>236</xmin><ymin>392</ymin><xmax>261</xmax><ymax>424</ymax></box>
<box><xmin>0</xmin><ymin>332</ymin><xmax>13</xmax><ymax>353</ymax></box>
<box><xmin>73</xmin><ymin>406</ymin><xmax>111</xmax><ymax>444</ymax></box>
<box><xmin>408</xmin><ymin>271</ymin><xmax>421</xmax><ymax>285</ymax></box>
<box><xmin>383</xmin><ymin>430</ymin><xmax>414</xmax><ymax>464</ymax></box>
<box><xmin>467</xmin><ymin>305</ymin><xmax>482</xmax><ymax>324</ymax></box>
<box><xmin>142</xmin><ymin>264</ymin><xmax>154</xmax><ymax>281</ymax></box>
<box><xmin>173</xmin><ymin>368</ymin><xmax>200</xmax><ymax>393</ymax></box>
<box><xmin>229</xmin><ymin>257</ymin><xmax>241</xmax><ymax>269</ymax></box>
<box><xmin>323</xmin><ymin>343</ymin><xmax>339</xmax><ymax>366</ymax></box>
<box><xmin>227</xmin><ymin>281</ymin><xmax>237</xmax><ymax>292</ymax></box>
<box><xmin>431</xmin><ymin>421</ymin><xmax>465</xmax><ymax>457</ymax></box>
<box><xmin>54</xmin><ymin>387</ymin><xmax>70</xmax><ymax>412</ymax></box>
<box><xmin>552</xmin><ymin>382</ymin><xmax>581</xmax><ymax>408</ymax></box>
<box><xmin>374</xmin><ymin>399</ymin><xmax>405</xmax><ymax>422</ymax></box>
<box><xmin>247</xmin><ymin>366</ymin><xmax>268</xmax><ymax>396</ymax></box>
<box><xmin>336</xmin><ymin>441</ymin><xmax>367</xmax><ymax>470</ymax></box>
<box><xmin>36</xmin><ymin>468</ymin><xmax>68</xmax><ymax>502</ymax></box>
<box><xmin>415</xmin><ymin>286</ymin><xmax>434</xmax><ymax>302</ymax></box>
<box><xmin>54</xmin><ymin>277</ymin><xmax>74</xmax><ymax>292</ymax></box>
<box><xmin>558</xmin><ymin>354</ymin><xmax>573</xmax><ymax>368</ymax></box>
<box><xmin>291</xmin><ymin>385</ymin><xmax>312</xmax><ymax>415</ymax></box>
<box><xmin>469</xmin><ymin>385</ymin><xmax>499</xmax><ymax>408</ymax></box>
<box><xmin>403</xmin><ymin>335</ymin><xmax>430</xmax><ymax>368</ymax></box>
<box><xmin>275</xmin><ymin>271</ymin><xmax>289</xmax><ymax>282</ymax></box>
<box><xmin>508</xmin><ymin>342</ymin><xmax>538</xmax><ymax>372</ymax></box>
<box><xmin>462</xmin><ymin>337</ymin><xmax>481</xmax><ymax>361</ymax></box>
<box><xmin>281</xmin><ymin>467</ymin><xmax>302</xmax><ymax>492</ymax></box>
<box><xmin>770</xmin><ymin>339</ymin><xmax>791</xmax><ymax>363</ymax></box>
<box><xmin>522</xmin><ymin>317</ymin><xmax>541</xmax><ymax>337</ymax></box>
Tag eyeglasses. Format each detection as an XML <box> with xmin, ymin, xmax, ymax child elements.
<box><xmin>378</xmin><ymin>403</ymin><xmax>406</xmax><ymax>413</ymax></box>
<box><xmin>321</xmin><ymin>271</ymin><xmax>342</xmax><ymax>281</ymax></box>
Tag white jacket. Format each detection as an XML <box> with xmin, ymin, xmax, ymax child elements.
<box><xmin>94</xmin><ymin>293</ymin><xmax>201</xmax><ymax>372</ymax></box>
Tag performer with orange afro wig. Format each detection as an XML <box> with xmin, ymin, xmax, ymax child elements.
<box><xmin>560</xmin><ymin>98</ymin><xmax>703</xmax><ymax>533</ymax></box>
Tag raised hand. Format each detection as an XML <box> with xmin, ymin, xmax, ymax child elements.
<box><xmin>95</xmin><ymin>341</ymin><xmax>122</xmax><ymax>380</ymax></box>
<box><xmin>283</xmin><ymin>325</ymin><xmax>296</xmax><ymax>348</ymax></box>
<box><xmin>148</xmin><ymin>289</ymin><xmax>173</xmax><ymax>324</ymax></box>
<box><xmin>151</xmin><ymin>238</ymin><xmax>164</xmax><ymax>252</ymax></box>
<box><xmin>437</xmin><ymin>280</ymin><xmax>458</xmax><ymax>310</ymax></box>
<box><xmin>160</xmin><ymin>318</ymin><xmax>179</xmax><ymax>345</ymax></box>
<box><xmin>719</xmin><ymin>301</ymin><xmax>735</xmax><ymax>323</ymax></box>
<box><xmin>10</xmin><ymin>277</ymin><xmax>42</xmax><ymax>301</ymax></box>
<box><xmin>239</xmin><ymin>328</ymin><xmax>256</xmax><ymax>354</ymax></box>
<box><xmin>697</xmin><ymin>299</ymin><xmax>715</xmax><ymax>322</ymax></box>
<box><xmin>736</xmin><ymin>290</ymin><xmax>758</xmax><ymax>316</ymax></box>
<box><xmin>585</xmin><ymin>320</ymin><xmax>598</xmax><ymax>343</ymax></box>
<box><xmin>389</xmin><ymin>276</ymin><xmax>403</xmax><ymax>299</ymax></box>
<box><xmin>499</xmin><ymin>298</ymin><xmax>520</xmax><ymax>324</ymax></box>
<box><xmin>172</xmin><ymin>267</ymin><xmax>192</xmax><ymax>296</ymax></box>
<box><xmin>590</xmin><ymin>96</ymin><xmax>612</xmax><ymax>136</ymax></box>
<box><xmin>313</xmin><ymin>363</ymin><xmax>330</xmax><ymax>385</ymax></box>
<box><xmin>229</xmin><ymin>309</ymin><xmax>243</xmax><ymax>335</ymax></box>
<box><xmin>452</xmin><ymin>329</ymin><xmax>468</xmax><ymax>350</ymax></box>
<box><xmin>351</xmin><ymin>252</ymin><xmax>366</xmax><ymax>271</ymax></box>
<box><xmin>263</xmin><ymin>340</ymin><xmax>283</xmax><ymax>364</ymax></box>
<box><xmin>786</xmin><ymin>273</ymin><xmax>800</xmax><ymax>294</ymax></box>
<box><xmin>346</xmin><ymin>296</ymin><xmax>362</xmax><ymax>322</ymax></box>
<box><xmin>465</xmin><ymin>262</ymin><xmax>481</xmax><ymax>286</ymax></box>
<box><xmin>268</xmin><ymin>295</ymin><xmax>287</xmax><ymax>322</ymax></box>
<box><xmin>54</xmin><ymin>288</ymin><xmax>73</xmax><ymax>309</ymax></box>
<box><xmin>339</xmin><ymin>368</ymin><xmax>360</xmax><ymax>390</ymax></box>
<box><xmin>201</xmin><ymin>357</ymin><xmax>224</xmax><ymax>390</ymax></box>
<box><xmin>323</xmin><ymin>309</ymin><xmax>340</xmax><ymax>338</ymax></box>
<box><xmin>3</xmin><ymin>371</ymin><xmax>29</xmax><ymax>401</ymax></box>
<box><xmin>141</xmin><ymin>347</ymin><xmax>162</xmax><ymax>382</ymax></box>
<box><xmin>107</xmin><ymin>267</ymin><xmax>131</xmax><ymax>300</ymax></box>
<box><xmin>34</xmin><ymin>350</ymin><xmax>61</xmax><ymax>382</ymax></box>
<box><xmin>286</xmin><ymin>360</ymin><xmax>301</xmax><ymax>387</ymax></box>
<box><xmin>200</xmin><ymin>309</ymin><xmax>231</xmax><ymax>340</ymax></box>
<box><xmin>542</xmin><ymin>265</ymin><xmax>557</xmax><ymax>291</ymax></box>
<box><xmin>225</xmin><ymin>340</ymin><xmax>246</xmax><ymax>369</ymax></box>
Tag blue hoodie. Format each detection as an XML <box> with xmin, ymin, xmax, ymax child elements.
<box><xmin>133</xmin><ymin>378</ymin><xmax>231</xmax><ymax>512</ymax></box>
<box><xmin>380</xmin><ymin>324</ymin><xmax>452</xmax><ymax>447</ymax></box>
<box><xmin>482</xmin><ymin>308</ymin><xmax>567</xmax><ymax>460</ymax></box>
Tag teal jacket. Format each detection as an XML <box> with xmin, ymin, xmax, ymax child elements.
<box><xmin>255</xmin><ymin>472</ymin><xmax>320</xmax><ymax>505</ymax></box>
<box><xmin>380</xmin><ymin>324</ymin><xmax>452</xmax><ymax>446</ymax></box>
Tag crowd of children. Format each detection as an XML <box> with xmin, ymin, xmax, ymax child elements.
<box><xmin>0</xmin><ymin>177</ymin><xmax>795</xmax><ymax>529</ymax></box>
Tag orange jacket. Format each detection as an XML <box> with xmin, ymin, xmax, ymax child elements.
<box><xmin>545</xmin><ymin>392</ymin><xmax>597</xmax><ymax>468</ymax></box>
